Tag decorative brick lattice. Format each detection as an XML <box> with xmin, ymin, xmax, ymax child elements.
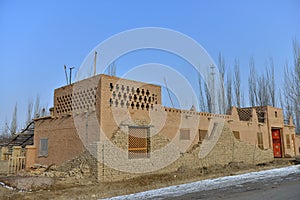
<box><xmin>55</xmin><ymin>87</ymin><xmax>97</xmax><ymax>114</ymax></box>
<box><xmin>255</xmin><ymin>107</ymin><xmax>266</xmax><ymax>123</ymax></box>
<box><xmin>128</xmin><ymin>127</ymin><xmax>150</xmax><ymax>159</ymax></box>
<box><xmin>109</xmin><ymin>83</ymin><xmax>158</xmax><ymax>110</ymax></box>
<box><xmin>237</xmin><ymin>107</ymin><xmax>266</xmax><ymax>123</ymax></box>
<box><xmin>237</xmin><ymin>108</ymin><xmax>252</xmax><ymax>121</ymax></box>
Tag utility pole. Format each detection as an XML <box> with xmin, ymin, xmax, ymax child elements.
<box><xmin>93</xmin><ymin>51</ymin><xmax>97</xmax><ymax>76</ymax></box>
<box><xmin>64</xmin><ymin>65</ymin><xmax>69</xmax><ymax>85</ymax></box>
<box><xmin>69</xmin><ymin>67</ymin><xmax>75</xmax><ymax>84</ymax></box>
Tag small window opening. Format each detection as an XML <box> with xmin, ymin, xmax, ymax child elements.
<box><xmin>39</xmin><ymin>138</ymin><xmax>48</xmax><ymax>157</ymax></box>
<box><xmin>180</xmin><ymin>129</ymin><xmax>190</xmax><ymax>140</ymax></box>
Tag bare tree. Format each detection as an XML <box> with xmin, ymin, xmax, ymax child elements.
<box><xmin>217</xmin><ymin>53</ymin><xmax>226</xmax><ymax>114</ymax></box>
<box><xmin>226</xmin><ymin>67</ymin><xmax>232</xmax><ymax>111</ymax></box>
<box><xmin>283</xmin><ymin>39</ymin><xmax>300</xmax><ymax>133</ymax></box>
<box><xmin>2</xmin><ymin>119</ymin><xmax>9</xmax><ymax>138</ymax></box>
<box><xmin>248</xmin><ymin>57</ymin><xmax>257</xmax><ymax>106</ymax></box>
<box><xmin>233</xmin><ymin>59</ymin><xmax>241</xmax><ymax>107</ymax></box>
<box><xmin>241</xmin><ymin>92</ymin><xmax>246</xmax><ymax>107</ymax></box>
<box><xmin>198</xmin><ymin>75</ymin><xmax>206</xmax><ymax>112</ymax></box>
<box><xmin>205</xmin><ymin>83</ymin><xmax>212</xmax><ymax>113</ymax></box>
<box><xmin>34</xmin><ymin>95</ymin><xmax>41</xmax><ymax>118</ymax></box>
<box><xmin>10</xmin><ymin>103</ymin><xmax>18</xmax><ymax>135</ymax></box>
<box><xmin>266</xmin><ymin>58</ymin><xmax>275</xmax><ymax>106</ymax></box>
<box><xmin>26</xmin><ymin>100</ymin><xmax>33</xmax><ymax>125</ymax></box>
<box><xmin>257</xmin><ymin>75</ymin><xmax>269</xmax><ymax>106</ymax></box>
<box><xmin>293</xmin><ymin>39</ymin><xmax>300</xmax><ymax>133</ymax></box>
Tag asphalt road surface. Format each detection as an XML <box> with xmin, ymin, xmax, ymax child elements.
<box><xmin>165</xmin><ymin>169</ymin><xmax>300</xmax><ymax>200</ymax></box>
<box><xmin>110</xmin><ymin>165</ymin><xmax>300</xmax><ymax>200</ymax></box>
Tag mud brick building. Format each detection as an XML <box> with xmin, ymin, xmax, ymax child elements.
<box><xmin>27</xmin><ymin>74</ymin><xmax>300</xmax><ymax>181</ymax></box>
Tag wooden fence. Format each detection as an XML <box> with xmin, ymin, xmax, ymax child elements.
<box><xmin>8</xmin><ymin>156</ymin><xmax>26</xmax><ymax>174</ymax></box>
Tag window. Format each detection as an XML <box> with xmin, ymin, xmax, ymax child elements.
<box><xmin>275</xmin><ymin>111</ymin><xmax>278</xmax><ymax>118</ymax></box>
<box><xmin>198</xmin><ymin>130</ymin><xmax>207</xmax><ymax>143</ymax></box>
<box><xmin>180</xmin><ymin>129</ymin><xmax>190</xmax><ymax>140</ymax></box>
<box><xmin>257</xmin><ymin>132</ymin><xmax>263</xmax><ymax>150</ymax></box>
<box><xmin>286</xmin><ymin>135</ymin><xmax>291</xmax><ymax>149</ymax></box>
<box><xmin>212</xmin><ymin>122</ymin><xmax>218</xmax><ymax>134</ymax></box>
<box><xmin>128</xmin><ymin>127</ymin><xmax>150</xmax><ymax>159</ymax></box>
<box><xmin>233</xmin><ymin>131</ymin><xmax>240</xmax><ymax>140</ymax></box>
<box><xmin>39</xmin><ymin>138</ymin><xmax>48</xmax><ymax>157</ymax></box>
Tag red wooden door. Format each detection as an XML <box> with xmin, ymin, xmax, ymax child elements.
<box><xmin>272</xmin><ymin>129</ymin><xmax>282</xmax><ymax>158</ymax></box>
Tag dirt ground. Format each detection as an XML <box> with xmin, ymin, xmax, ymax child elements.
<box><xmin>0</xmin><ymin>159</ymin><xmax>297</xmax><ymax>200</ymax></box>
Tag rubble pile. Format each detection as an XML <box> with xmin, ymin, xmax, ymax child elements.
<box><xmin>24</xmin><ymin>162</ymin><xmax>91</xmax><ymax>180</ymax></box>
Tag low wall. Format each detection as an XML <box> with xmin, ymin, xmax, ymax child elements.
<box><xmin>95</xmin><ymin>125</ymin><xmax>274</xmax><ymax>182</ymax></box>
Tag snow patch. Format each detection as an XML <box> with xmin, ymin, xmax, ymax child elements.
<box><xmin>105</xmin><ymin>165</ymin><xmax>300</xmax><ymax>200</ymax></box>
<box><xmin>0</xmin><ymin>181</ymin><xmax>15</xmax><ymax>190</ymax></box>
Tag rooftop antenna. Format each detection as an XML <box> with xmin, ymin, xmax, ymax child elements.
<box><xmin>64</xmin><ymin>65</ymin><xmax>69</xmax><ymax>85</ymax></box>
<box><xmin>93</xmin><ymin>51</ymin><xmax>97</xmax><ymax>76</ymax></box>
<box><xmin>164</xmin><ymin>77</ymin><xmax>174</xmax><ymax>108</ymax></box>
<box><xmin>69</xmin><ymin>67</ymin><xmax>75</xmax><ymax>84</ymax></box>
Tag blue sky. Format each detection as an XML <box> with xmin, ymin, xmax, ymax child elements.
<box><xmin>0</xmin><ymin>0</ymin><xmax>300</xmax><ymax>131</ymax></box>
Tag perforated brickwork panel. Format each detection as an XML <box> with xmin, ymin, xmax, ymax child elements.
<box><xmin>128</xmin><ymin>127</ymin><xmax>149</xmax><ymax>159</ymax></box>
<box><xmin>55</xmin><ymin>87</ymin><xmax>97</xmax><ymax>114</ymax></box>
<box><xmin>255</xmin><ymin>107</ymin><xmax>266</xmax><ymax>123</ymax></box>
<box><xmin>109</xmin><ymin>83</ymin><xmax>158</xmax><ymax>110</ymax></box>
<box><xmin>237</xmin><ymin>108</ymin><xmax>252</xmax><ymax>121</ymax></box>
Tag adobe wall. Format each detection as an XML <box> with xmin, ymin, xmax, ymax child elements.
<box><xmin>294</xmin><ymin>135</ymin><xmax>300</xmax><ymax>156</ymax></box>
<box><xmin>34</xmin><ymin>116</ymin><xmax>85</xmax><ymax>166</ymax></box>
<box><xmin>33</xmin><ymin>74</ymin><xmax>297</xmax><ymax>182</ymax></box>
<box><xmin>96</xmin><ymin>124</ymin><xmax>273</xmax><ymax>182</ymax></box>
<box><xmin>99</xmin><ymin>74</ymin><xmax>162</xmax><ymax>141</ymax></box>
<box><xmin>53</xmin><ymin>74</ymin><xmax>101</xmax><ymax>117</ymax></box>
<box><xmin>226</xmin><ymin>107</ymin><xmax>270</xmax><ymax>150</ymax></box>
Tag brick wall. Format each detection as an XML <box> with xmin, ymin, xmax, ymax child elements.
<box><xmin>34</xmin><ymin>116</ymin><xmax>85</xmax><ymax>166</ymax></box>
<box><xmin>33</xmin><ymin>74</ymin><xmax>297</xmax><ymax>182</ymax></box>
<box><xmin>95</xmin><ymin>124</ymin><xmax>273</xmax><ymax>182</ymax></box>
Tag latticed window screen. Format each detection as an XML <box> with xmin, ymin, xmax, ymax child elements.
<box><xmin>257</xmin><ymin>132</ymin><xmax>263</xmax><ymax>150</ymax></box>
<box><xmin>286</xmin><ymin>135</ymin><xmax>291</xmax><ymax>149</ymax></box>
<box><xmin>237</xmin><ymin>108</ymin><xmax>252</xmax><ymax>121</ymax></box>
<box><xmin>180</xmin><ymin>129</ymin><xmax>190</xmax><ymax>140</ymax></box>
<box><xmin>128</xmin><ymin>127</ymin><xmax>150</xmax><ymax>159</ymax></box>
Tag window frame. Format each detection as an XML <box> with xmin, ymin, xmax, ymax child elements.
<box><xmin>38</xmin><ymin>138</ymin><xmax>48</xmax><ymax>157</ymax></box>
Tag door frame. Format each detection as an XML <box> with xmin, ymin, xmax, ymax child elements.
<box><xmin>271</xmin><ymin>128</ymin><xmax>284</xmax><ymax>158</ymax></box>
